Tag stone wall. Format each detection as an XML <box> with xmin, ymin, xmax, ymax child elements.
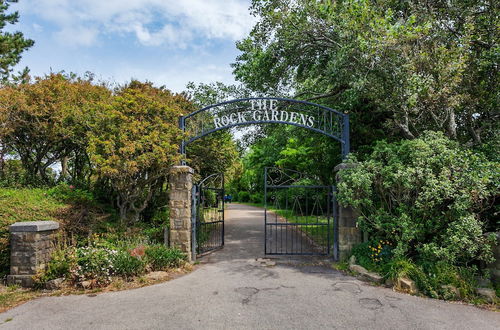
<box><xmin>168</xmin><ymin>166</ymin><xmax>194</xmax><ymax>262</ymax></box>
<box><xmin>7</xmin><ymin>221</ymin><xmax>59</xmax><ymax>287</ymax></box>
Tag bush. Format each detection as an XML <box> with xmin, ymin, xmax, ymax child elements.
<box><xmin>33</xmin><ymin>246</ymin><xmax>77</xmax><ymax>286</ymax></box>
<box><xmin>0</xmin><ymin>159</ymin><xmax>26</xmax><ymax>187</ymax></box>
<box><xmin>237</xmin><ymin>191</ymin><xmax>250</xmax><ymax>202</ymax></box>
<box><xmin>112</xmin><ymin>250</ymin><xmax>146</xmax><ymax>278</ymax></box>
<box><xmin>47</xmin><ymin>184</ymin><xmax>95</xmax><ymax>204</ymax></box>
<box><xmin>250</xmin><ymin>192</ymin><xmax>263</xmax><ymax>204</ymax></box>
<box><xmin>338</xmin><ymin>131</ymin><xmax>498</xmax><ymax>265</ymax></box>
<box><xmin>145</xmin><ymin>245</ymin><xmax>186</xmax><ymax>270</ymax></box>
<box><xmin>351</xmin><ymin>239</ymin><xmax>394</xmax><ymax>272</ymax></box>
<box><xmin>74</xmin><ymin>246</ymin><xmax>116</xmax><ymax>286</ymax></box>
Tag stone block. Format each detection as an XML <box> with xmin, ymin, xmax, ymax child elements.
<box><xmin>476</xmin><ymin>288</ymin><xmax>497</xmax><ymax>303</ymax></box>
<box><xmin>362</xmin><ymin>272</ymin><xmax>384</xmax><ymax>284</ymax></box>
<box><xmin>45</xmin><ymin>278</ymin><xmax>65</xmax><ymax>290</ymax></box>
<box><xmin>7</xmin><ymin>275</ymin><xmax>35</xmax><ymax>287</ymax></box>
<box><xmin>396</xmin><ymin>277</ymin><xmax>418</xmax><ymax>294</ymax></box>
<box><xmin>169</xmin><ymin>190</ymin><xmax>190</xmax><ymax>201</ymax></box>
<box><xmin>441</xmin><ymin>285</ymin><xmax>461</xmax><ymax>299</ymax></box>
<box><xmin>9</xmin><ymin>221</ymin><xmax>59</xmax><ymax>232</ymax></box>
<box><xmin>349</xmin><ymin>264</ymin><xmax>368</xmax><ymax>274</ymax></box>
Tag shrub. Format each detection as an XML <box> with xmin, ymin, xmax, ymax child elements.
<box><xmin>74</xmin><ymin>246</ymin><xmax>116</xmax><ymax>286</ymax></box>
<box><xmin>34</xmin><ymin>246</ymin><xmax>77</xmax><ymax>286</ymax></box>
<box><xmin>112</xmin><ymin>250</ymin><xmax>146</xmax><ymax>278</ymax></box>
<box><xmin>145</xmin><ymin>245</ymin><xmax>186</xmax><ymax>270</ymax></box>
<box><xmin>338</xmin><ymin>131</ymin><xmax>498</xmax><ymax>265</ymax></box>
<box><xmin>237</xmin><ymin>191</ymin><xmax>250</xmax><ymax>202</ymax></box>
<box><xmin>250</xmin><ymin>192</ymin><xmax>263</xmax><ymax>204</ymax></box>
<box><xmin>0</xmin><ymin>159</ymin><xmax>26</xmax><ymax>188</ymax></box>
<box><xmin>47</xmin><ymin>184</ymin><xmax>95</xmax><ymax>204</ymax></box>
<box><xmin>351</xmin><ymin>239</ymin><xmax>394</xmax><ymax>272</ymax></box>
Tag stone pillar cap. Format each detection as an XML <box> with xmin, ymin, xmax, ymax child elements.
<box><xmin>170</xmin><ymin>165</ymin><xmax>194</xmax><ymax>174</ymax></box>
<box><xmin>9</xmin><ymin>221</ymin><xmax>59</xmax><ymax>232</ymax></box>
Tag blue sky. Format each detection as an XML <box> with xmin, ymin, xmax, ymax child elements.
<box><xmin>10</xmin><ymin>0</ymin><xmax>256</xmax><ymax>92</ymax></box>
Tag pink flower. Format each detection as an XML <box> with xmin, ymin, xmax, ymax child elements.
<box><xmin>69</xmin><ymin>185</ymin><xmax>75</xmax><ymax>189</ymax></box>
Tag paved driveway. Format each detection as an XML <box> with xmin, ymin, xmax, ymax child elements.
<box><xmin>1</xmin><ymin>204</ymin><xmax>499</xmax><ymax>329</ymax></box>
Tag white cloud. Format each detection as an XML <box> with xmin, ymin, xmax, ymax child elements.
<box><xmin>108</xmin><ymin>61</ymin><xmax>236</xmax><ymax>93</ymax></box>
<box><xmin>18</xmin><ymin>0</ymin><xmax>255</xmax><ymax>47</ymax></box>
<box><xmin>54</xmin><ymin>25</ymin><xmax>99</xmax><ymax>46</ymax></box>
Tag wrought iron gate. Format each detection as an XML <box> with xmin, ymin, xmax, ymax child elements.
<box><xmin>264</xmin><ymin>167</ymin><xmax>338</xmax><ymax>259</ymax></box>
<box><xmin>192</xmin><ymin>173</ymin><xmax>224</xmax><ymax>258</ymax></box>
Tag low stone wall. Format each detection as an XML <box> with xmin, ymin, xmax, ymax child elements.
<box><xmin>7</xmin><ymin>221</ymin><xmax>59</xmax><ymax>287</ymax></box>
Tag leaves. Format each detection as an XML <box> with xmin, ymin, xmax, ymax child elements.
<box><xmin>337</xmin><ymin>131</ymin><xmax>499</xmax><ymax>265</ymax></box>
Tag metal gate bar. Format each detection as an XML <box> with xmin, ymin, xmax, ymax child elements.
<box><xmin>264</xmin><ymin>167</ymin><xmax>338</xmax><ymax>258</ymax></box>
<box><xmin>192</xmin><ymin>173</ymin><xmax>224</xmax><ymax>258</ymax></box>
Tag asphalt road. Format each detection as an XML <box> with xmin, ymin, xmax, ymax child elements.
<box><xmin>1</xmin><ymin>203</ymin><xmax>499</xmax><ymax>329</ymax></box>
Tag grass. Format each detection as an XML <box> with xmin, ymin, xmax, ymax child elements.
<box><xmin>0</xmin><ymin>188</ymin><xmax>70</xmax><ymax>277</ymax></box>
<box><xmin>0</xmin><ymin>188</ymin><xmax>68</xmax><ymax>223</ymax></box>
<box><xmin>0</xmin><ymin>285</ymin><xmax>44</xmax><ymax>313</ymax></box>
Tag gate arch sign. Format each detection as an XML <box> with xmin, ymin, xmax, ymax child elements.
<box><xmin>179</xmin><ymin>97</ymin><xmax>350</xmax><ymax>158</ymax></box>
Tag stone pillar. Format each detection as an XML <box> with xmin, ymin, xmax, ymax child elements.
<box><xmin>168</xmin><ymin>166</ymin><xmax>194</xmax><ymax>262</ymax></box>
<box><xmin>487</xmin><ymin>232</ymin><xmax>500</xmax><ymax>285</ymax></box>
<box><xmin>7</xmin><ymin>221</ymin><xmax>59</xmax><ymax>287</ymax></box>
<box><xmin>334</xmin><ymin>163</ymin><xmax>362</xmax><ymax>261</ymax></box>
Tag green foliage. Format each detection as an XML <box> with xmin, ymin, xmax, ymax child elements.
<box><xmin>185</xmin><ymin>82</ymin><xmax>243</xmax><ymax>182</ymax></box>
<box><xmin>250</xmin><ymin>192</ymin><xmax>263</xmax><ymax>204</ymax></box>
<box><xmin>0</xmin><ymin>0</ymin><xmax>34</xmax><ymax>82</ymax></box>
<box><xmin>35</xmin><ymin>234</ymin><xmax>186</xmax><ymax>287</ymax></box>
<box><xmin>0</xmin><ymin>74</ymin><xmax>111</xmax><ymax>186</ymax></box>
<box><xmin>338</xmin><ymin>132</ymin><xmax>498</xmax><ymax>265</ymax></box>
<box><xmin>145</xmin><ymin>245</ymin><xmax>186</xmax><ymax>271</ymax></box>
<box><xmin>237</xmin><ymin>191</ymin><xmax>250</xmax><ymax>202</ymax></box>
<box><xmin>88</xmin><ymin>81</ymin><xmax>186</xmax><ymax>224</ymax></box>
<box><xmin>111</xmin><ymin>250</ymin><xmax>146</xmax><ymax>278</ymax></box>
<box><xmin>0</xmin><ymin>159</ymin><xmax>25</xmax><ymax>187</ymax></box>
<box><xmin>74</xmin><ymin>246</ymin><xmax>116</xmax><ymax>285</ymax></box>
<box><xmin>139</xmin><ymin>208</ymin><xmax>169</xmax><ymax>244</ymax></box>
<box><xmin>47</xmin><ymin>184</ymin><xmax>95</xmax><ymax>205</ymax></box>
<box><xmin>234</xmin><ymin>0</ymin><xmax>499</xmax><ymax>146</ymax></box>
<box><xmin>33</xmin><ymin>245</ymin><xmax>77</xmax><ymax>286</ymax></box>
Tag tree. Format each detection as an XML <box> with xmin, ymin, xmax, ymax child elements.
<box><xmin>185</xmin><ymin>82</ymin><xmax>244</xmax><ymax>180</ymax></box>
<box><xmin>233</xmin><ymin>0</ymin><xmax>499</xmax><ymax>147</ymax></box>
<box><xmin>0</xmin><ymin>73</ymin><xmax>111</xmax><ymax>185</ymax></box>
<box><xmin>87</xmin><ymin>81</ymin><xmax>187</xmax><ymax>224</ymax></box>
<box><xmin>0</xmin><ymin>0</ymin><xmax>34</xmax><ymax>82</ymax></box>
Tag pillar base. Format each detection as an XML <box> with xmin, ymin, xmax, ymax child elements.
<box><xmin>7</xmin><ymin>275</ymin><xmax>35</xmax><ymax>288</ymax></box>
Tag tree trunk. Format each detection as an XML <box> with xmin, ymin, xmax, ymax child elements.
<box><xmin>447</xmin><ymin>110</ymin><xmax>457</xmax><ymax>139</ymax></box>
<box><xmin>61</xmin><ymin>155</ymin><xmax>69</xmax><ymax>181</ymax></box>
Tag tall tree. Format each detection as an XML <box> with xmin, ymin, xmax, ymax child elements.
<box><xmin>0</xmin><ymin>74</ymin><xmax>111</xmax><ymax>185</ymax></box>
<box><xmin>0</xmin><ymin>0</ymin><xmax>34</xmax><ymax>82</ymax></box>
<box><xmin>233</xmin><ymin>0</ymin><xmax>499</xmax><ymax>147</ymax></box>
<box><xmin>88</xmin><ymin>81</ymin><xmax>187</xmax><ymax>224</ymax></box>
